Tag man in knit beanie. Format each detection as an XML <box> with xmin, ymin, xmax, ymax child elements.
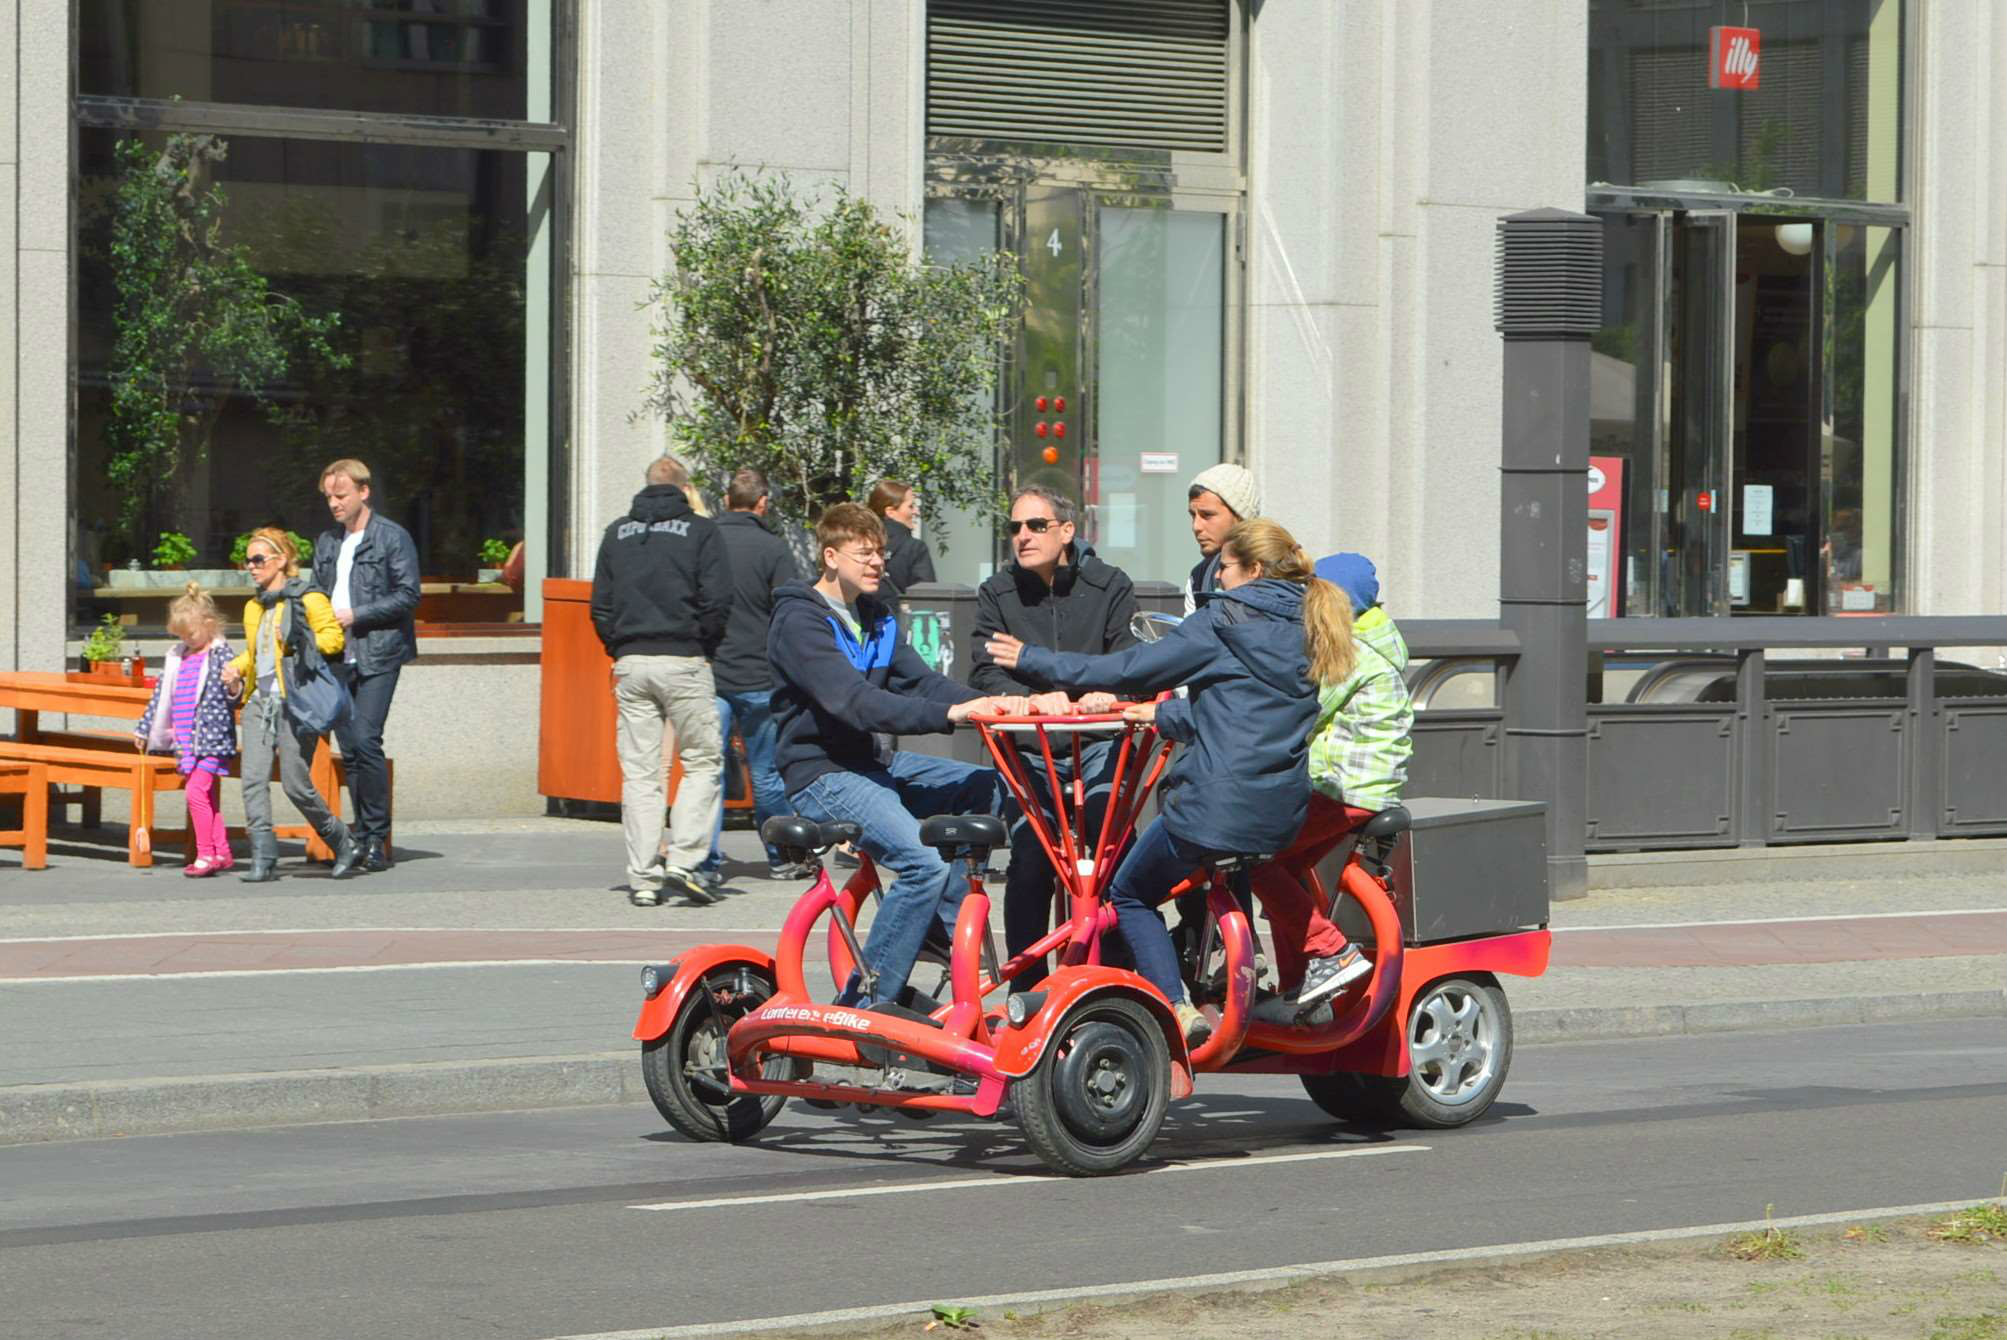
<box><xmin>1182</xmin><ymin>462</ymin><xmax>1262</xmax><ymax>614</ymax></box>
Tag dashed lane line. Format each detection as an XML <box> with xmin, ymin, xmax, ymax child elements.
<box><xmin>626</xmin><ymin>1144</ymin><xmax>1428</xmax><ymax>1212</ymax></box>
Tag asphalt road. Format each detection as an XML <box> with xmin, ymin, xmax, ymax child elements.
<box><xmin>1</xmin><ymin>1019</ymin><xmax>2001</xmax><ymax>1340</ymax></box>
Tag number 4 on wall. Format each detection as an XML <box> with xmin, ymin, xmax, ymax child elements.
<box><xmin>1046</xmin><ymin>228</ymin><xmax>1062</xmax><ymax>258</ymax></box>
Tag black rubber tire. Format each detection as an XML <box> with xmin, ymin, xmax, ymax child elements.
<box><xmin>1299</xmin><ymin>974</ymin><xmax>1513</xmax><ymax>1130</ymax></box>
<box><xmin>640</xmin><ymin>965</ymin><xmax>789</xmax><ymax>1143</ymax></box>
<box><xmin>1015</xmin><ymin>995</ymin><xmax>1172</xmax><ymax>1176</ymax></box>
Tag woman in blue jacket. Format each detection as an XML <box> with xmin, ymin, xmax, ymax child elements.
<box><xmin>985</xmin><ymin>518</ymin><xmax>1355</xmax><ymax>1045</ymax></box>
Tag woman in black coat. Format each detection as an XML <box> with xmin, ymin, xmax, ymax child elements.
<box><xmin>869</xmin><ymin>479</ymin><xmax>936</xmax><ymax>597</ymax></box>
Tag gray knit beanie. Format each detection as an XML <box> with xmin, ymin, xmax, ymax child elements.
<box><xmin>1189</xmin><ymin>462</ymin><xmax>1261</xmax><ymax>521</ymax></box>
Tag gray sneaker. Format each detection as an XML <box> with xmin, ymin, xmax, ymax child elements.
<box><xmin>1250</xmin><ymin>994</ymin><xmax>1335</xmax><ymax>1027</ymax></box>
<box><xmin>661</xmin><ymin>866</ymin><xmax>722</xmax><ymax>905</ymax></box>
<box><xmin>628</xmin><ymin>883</ymin><xmax>663</xmax><ymax>907</ymax></box>
<box><xmin>1296</xmin><ymin>944</ymin><xmax>1372</xmax><ymax>1006</ymax></box>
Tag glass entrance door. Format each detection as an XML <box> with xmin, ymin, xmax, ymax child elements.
<box><xmin>1597</xmin><ymin>208</ymin><xmax>1836</xmax><ymax>617</ymax></box>
<box><xmin>926</xmin><ymin>184</ymin><xmax>1235</xmax><ymax>584</ymax></box>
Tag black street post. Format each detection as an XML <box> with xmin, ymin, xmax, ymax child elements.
<box><xmin>1494</xmin><ymin>209</ymin><xmax>1602</xmax><ymax>902</ymax></box>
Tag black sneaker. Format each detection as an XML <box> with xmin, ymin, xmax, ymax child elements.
<box><xmin>661</xmin><ymin>866</ymin><xmax>721</xmax><ymax>905</ymax></box>
<box><xmin>1296</xmin><ymin>944</ymin><xmax>1372</xmax><ymax>1006</ymax></box>
<box><xmin>768</xmin><ymin>860</ymin><xmax>819</xmax><ymax>881</ymax></box>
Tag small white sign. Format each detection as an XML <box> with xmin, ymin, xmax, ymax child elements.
<box><xmin>1742</xmin><ymin>483</ymin><xmax>1774</xmax><ymax>536</ymax></box>
<box><xmin>1139</xmin><ymin>452</ymin><xmax>1180</xmax><ymax>475</ymax></box>
<box><xmin>1586</xmin><ymin>464</ymin><xmax>1607</xmax><ymax>494</ymax></box>
<box><xmin>1841</xmin><ymin>585</ymin><xmax>1878</xmax><ymax>611</ymax></box>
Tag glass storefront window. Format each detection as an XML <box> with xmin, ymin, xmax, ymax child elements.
<box><xmin>1825</xmin><ymin>224</ymin><xmax>1900</xmax><ymax>611</ymax></box>
<box><xmin>1589</xmin><ymin>0</ymin><xmax>1903</xmax><ymax>202</ymax></box>
<box><xmin>1095</xmin><ymin>207</ymin><xmax>1225</xmax><ymax>585</ymax></box>
<box><xmin>74</xmin><ymin>128</ymin><xmax>550</xmax><ymax>629</ymax></box>
<box><xmin>80</xmin><ymin>0</ymin><xmax>552</xmax><ymax>121</ymax></box>
<box><xmin>921</xmin><ymin>196</ymin><xmax>1007</xmax><ymax>587</ymax></box>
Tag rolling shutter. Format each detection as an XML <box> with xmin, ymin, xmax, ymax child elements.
<box><xmin>927</xmin><ymin>0</ymin><xmax>1231</xmax><ymax>154</ymax></box>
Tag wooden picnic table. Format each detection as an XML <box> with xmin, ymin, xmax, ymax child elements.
<box><xmin>0</xmin><ymin>671</ymin><xmax>352</xmax><ymax>866</ymax></box>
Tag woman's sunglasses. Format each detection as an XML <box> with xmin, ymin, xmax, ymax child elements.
<box><xmin>1006</xmin><ymin>518</ymin><xmax>1059</xmax><ymax>535</ymax></box>
<box><xmin>243</xmin><ymin>554</ymin><xmax>278</xmax><ymax>569</ymax></box>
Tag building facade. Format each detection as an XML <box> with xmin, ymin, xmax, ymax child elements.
<box><xmin>4</xmin><ymin>1</ymin><xmax>2004</xmax><ymax>818</ymax></box>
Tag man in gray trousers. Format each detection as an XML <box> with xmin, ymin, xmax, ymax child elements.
<box><xmin>590</xmin><ymin>455</ymin><xmax>733</xmax><ymax>907</ymax></box>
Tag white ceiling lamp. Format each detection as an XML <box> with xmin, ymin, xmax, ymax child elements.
<box><xmin>1774</xmin><ymin>222</ymin><xmax>1814</xmax><ymax>256</ymax></box>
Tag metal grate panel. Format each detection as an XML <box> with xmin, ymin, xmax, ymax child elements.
<box><xmin>927</xmin><ymin>0</ymin><xmax>1230</xmax><ymax>154</ymax></box>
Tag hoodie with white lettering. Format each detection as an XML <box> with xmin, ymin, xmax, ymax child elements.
<box><xmin>589</xmin><ymin>484</ymin><xmax>732</xmax><ymax>659</ymax></box>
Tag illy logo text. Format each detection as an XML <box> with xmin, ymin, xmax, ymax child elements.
<box><xmin>1709</xmin><ymin>26</ymin><xmax>1761</xmax><ymax>90</ymax></box>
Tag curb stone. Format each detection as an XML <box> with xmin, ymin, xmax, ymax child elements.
<box><xmin>4</xmin><ymin>989</ymin><xmax>2002</xmax><ymax>1146</ymax></box>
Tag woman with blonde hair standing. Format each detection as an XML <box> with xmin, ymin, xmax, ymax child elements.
<box><xmin>221</xmin><ymin>527</ymin><xmax>362</xmax><ymax>882</ymax></box>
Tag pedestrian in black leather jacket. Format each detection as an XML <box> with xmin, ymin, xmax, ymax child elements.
<box><xmin>312</xmin><ymin>459</ymin><xmax>421</xmax><ymax>873</ymax></box>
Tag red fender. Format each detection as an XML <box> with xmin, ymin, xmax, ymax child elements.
<box><xmin>1280</xmin><ymin>929</ymin><xmax>1552</xmax><ymax>1077</ymax></box>
<box><xmin>631</xmin><ymin>944</ymin><xmax>778</xmax><ymax>1043</ymax></box>
<box><xmin>989</xmin><ymin>965</ymin><xmax>1195</xmax><ymax>1100</ymax></box>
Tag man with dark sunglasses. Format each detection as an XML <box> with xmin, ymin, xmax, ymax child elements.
<box><xmin>969</xmin><ymin>485</ymin><xmax>1140</xmax><ymax>990</ymax></box>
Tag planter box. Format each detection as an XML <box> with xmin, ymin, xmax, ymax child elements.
<box><xmin>104</xmin><ymin>568</ymin><xmax>245</xmax><ymax>590</ymax></box>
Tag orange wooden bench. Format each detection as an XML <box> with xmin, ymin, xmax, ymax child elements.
<box><xmin>0</xmin><ymin>760</ymin><xmax>49</xmax><ymax>869</ymax></box>
<box><xmin>0</xmin><ymin>736</ymin><xmax>392</xmax><ymax>867</ymax></box>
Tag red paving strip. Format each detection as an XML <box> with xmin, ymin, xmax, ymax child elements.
<box><xmin>1551</xmin><ymin>912</ymin><xmax>2007</xmax><ymax>969</ymax></box>
<box><xmin>0</xmin><ymin>913</ymin><xmax>1999</xmax><ymax>981</ymax></box>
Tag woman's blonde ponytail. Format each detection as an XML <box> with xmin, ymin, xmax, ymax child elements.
<box><xmin>1221</xmin><ymin>518</ymin><xmax>1356</xmax><ymax>685</ymax></box>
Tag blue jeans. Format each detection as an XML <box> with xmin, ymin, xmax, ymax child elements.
<box><xmin>792</xmin><ymin>751</ymin><xmax>1013</xmax><ymax>1007</ymax></box>
<box><xmin>1103</xmin><ymin>818</ymin><xmax>1217</xmax><ymax>1006</ymax></box>
<box><xmin>1004</xmin><ymin>737</ymin><xmax>1119</xmax><ymax>991</ymax></box>
<box><xmin>705</xmin><ymin>689</ymin><xmax>793</xmax><ymax>870</ymax></box>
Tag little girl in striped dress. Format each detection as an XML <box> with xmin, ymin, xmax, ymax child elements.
<box><xmin>135</xmin><ymin>583</ymin><xmax>240</xmax><ymax>877</ymax></box>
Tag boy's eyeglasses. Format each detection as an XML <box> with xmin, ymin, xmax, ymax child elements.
<box><xmin>1006</xmin><ymin>518</ymin><xmax>1058</xmax><ymax>535</ymax></box>
<box><xmin>838</xmin><ymin>548</ymin><xmax>884</xmax><ymax>564</ymax></box>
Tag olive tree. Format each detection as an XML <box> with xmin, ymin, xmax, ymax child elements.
<box><xmin>642</xmin><ymin>172</ymin><xmax>1023</xmax><ymax>550</ymax></box>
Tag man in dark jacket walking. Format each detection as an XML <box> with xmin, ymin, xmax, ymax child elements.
<box><xmin>313</xmin><ymin>458</ymin><xmax>421</xmax><ymax>873</ymax></box>
<box><xmin>591</xmin><ymin>455</ymin><xmax>733</xmax><ymax>907</ymax></box>
<box><xmin>969</xmin><ymin>485</ymin><xmax>1139</xmax><ymax>989</ymax></box>
<box><xmin>705</xmin><ymin>467</ymin><xmax>810</xmax><ymax>882</ymax></box>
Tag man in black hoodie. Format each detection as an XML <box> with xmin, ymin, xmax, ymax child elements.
<box><xmin>591</xmin><ymin>455</ymin><xmax>732</xmax><ymax>908</ymax></box>
<box><xmin>769</xmin><ymin>502</ymin><xmax>1027</xmax><ymax>1008</ymax></box>
<box><xmin>970</xmin><ymin>485</ymin><xmax>1138</xmax><ymax>989</ymax></box>
<box><xmin>703</xmin><ymin>467</ymin><xmax>810</xmax><ymax>882</ymax></box>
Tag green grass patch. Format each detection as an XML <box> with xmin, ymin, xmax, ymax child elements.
<box><xmin>1929</xmin><ymin>1204</ymin><xmax>2007</xmax><ymax>1245</ymax></box>
<box><xmin>1927</xmin><ymin>1309</ymin><xmax>2006</xmax><ymax>1340</ymax></box>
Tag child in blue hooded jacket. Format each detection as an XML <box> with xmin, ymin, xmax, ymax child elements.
<box><xmin>986</xmin><ymin>517</ymin><xmax>1355</xmax><ymax>1045</ymax></box>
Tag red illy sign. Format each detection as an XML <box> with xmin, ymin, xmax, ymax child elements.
<box><xmin>1709</xmin><ymin>26</ymin><xmax>1761</xmax><ymax>89</ymax></box>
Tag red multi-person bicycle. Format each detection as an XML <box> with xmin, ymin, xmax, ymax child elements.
<box><xmin>631</xmin><ymin>706</ymin><xmax>1550</xmax><ymax>1176</ymax></box>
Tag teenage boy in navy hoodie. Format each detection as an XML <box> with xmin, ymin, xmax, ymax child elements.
<box><xmin>769</xmin><ymin>502</ymin><xmax>1030</xmax><ymax>1008</ymax></box>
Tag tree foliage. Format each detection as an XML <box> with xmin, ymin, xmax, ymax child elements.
<box><xmin>104</xmin><ymin>134</ymin><xmax>346</xmax><ymax>542</ymax></box>
<box><xmin>642</xmin><ymin>172</ymin><xmax>1023</xmax><ymax>547</ymax></box>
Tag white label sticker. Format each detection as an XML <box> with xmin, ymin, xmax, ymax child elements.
<box><xmin>1742</xmin><ymin>484</ymin><xmax>1774</xmax><ymax>536</ymax></box>
<box><xmin>1841</xmin><ymin>585</ymin><xmax>1877</xmax><ymax>611</ymax></box>
<box><xmin>1139</xmin><ymin>452</ymin><xmax>1179</xmax><ymax>474</ymax></box>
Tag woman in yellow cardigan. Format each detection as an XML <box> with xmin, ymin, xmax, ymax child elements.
<box><xmin>221</xmin><ymin>527</ymin><xmax>362</xmax><ymax>882</ymax></box>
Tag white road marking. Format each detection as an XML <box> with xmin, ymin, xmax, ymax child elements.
<box><xmin>0</xmin><ymin>927</ymin><xmax>788</xmax><ymax>944</ymax></box>
<box><xmin>2</xmin><ymin>960</ymin><xmax>666</xmax><ymax>985</ymax></box>
<box><xmin>1557</xmin><ymin>907</ymin><xmax>2007</xmax><ymax>932</ymax></box>
<box><xmin>627</xmin><ymin>1145</ymin><xmax>1428</xmax><ymax>1212</ymax></box>
<box><xmin>550</xmin><ymin>1197</ymin><xmax>2002</xmax><ymax>1339</ymax></box>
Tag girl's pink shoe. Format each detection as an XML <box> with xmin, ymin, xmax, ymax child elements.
<box><xmin>183</xmin><ymin>858</ymin><xmax>222</xmax><ymax>878</ymax></box>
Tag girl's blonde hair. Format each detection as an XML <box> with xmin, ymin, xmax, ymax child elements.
<box><xmin>1222</xmin><ymin>518</ymin><xmax>1356</xmax><ymax>685</ymax></box>
<box><xmin>245</xmin><ymin>526</ymin><xmax>301</xmax><ymax>577</ymax></box>
<box><xmin>167</xmin><ymin>581</ymin><xmax>223</xmax><ymax>645</ymax></box>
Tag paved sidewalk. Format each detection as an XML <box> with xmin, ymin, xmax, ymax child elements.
<box><xmin>2</xmin><ymin>820</ymin><xmax>2002</xmax><ymax>1144</ymax></box>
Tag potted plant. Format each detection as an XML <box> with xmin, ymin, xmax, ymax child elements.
<box><xmin>477</xmin><ymin>538</ymin><xmax>511</xmax><ymax>584</ymax></box>
<box><xmin>80</xmin><ymin>613</ymin><xmax>127</xmax><ymax>677</ymax></box>
<box><xmin>151</xmin><ymin>531</ymin><xmax>197</xmax><ymax>570</ymax></box>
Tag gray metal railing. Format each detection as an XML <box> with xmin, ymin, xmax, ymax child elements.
<box><xmin>1406</xmin><ymin>616</ymin><xmax>2007</xmax><ymax>851</ymax></box>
